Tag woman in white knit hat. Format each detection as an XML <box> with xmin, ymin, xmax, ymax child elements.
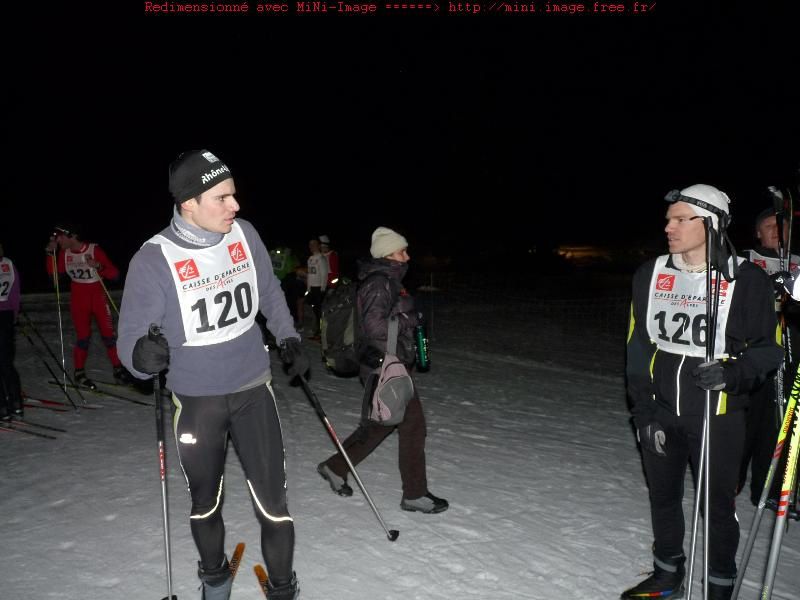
<box><xmin>316</xmin><ymin>226</ymin><xmax>449</xmax><ymax>514</ymax></box>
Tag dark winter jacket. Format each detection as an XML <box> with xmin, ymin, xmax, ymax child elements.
<box><xmin>355</xmin><ymin>258</ymin><xmax>419</xmax><ymax>372</ymax></box>
<box><xmin>626</xmin><ymin>256</ymin><xmax>783</xmax><ymax>429</ymax></box>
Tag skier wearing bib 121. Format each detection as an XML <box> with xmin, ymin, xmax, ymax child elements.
<box><xmin>623</xmin><ymin>184</ymin><xmax>782</xmax><ymax>600</ymax></box>
<box><xmin>117</xmin><ymin>150</ymin><xmax>308</xmax><ymax>600</ymax></box>
<box><xmin>44</xmin><ymin>224</ymin><xmax>132</xmax><ymax>389</ymax></box>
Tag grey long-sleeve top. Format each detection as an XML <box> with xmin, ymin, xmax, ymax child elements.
<box><xmin>117</xmin><ymin>218</ymin><xmax>299</xmax><ymax>396</ymax></box>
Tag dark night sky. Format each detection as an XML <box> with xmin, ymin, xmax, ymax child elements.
<box><xmin>7</xmin><ymin>5</ymin><xmax>800</xmax><ymax>291</ymax></box>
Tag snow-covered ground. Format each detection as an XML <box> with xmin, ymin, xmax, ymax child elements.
<box><xmin>1</xmin><ymin>287</ymin><xmax>798</xmax><ymax>599</ymax></box>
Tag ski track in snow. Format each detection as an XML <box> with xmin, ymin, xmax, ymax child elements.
<box><xmin>1</xmin><ymin>292</ymin><xmax>798</xmax><ymax>599</ymax></box>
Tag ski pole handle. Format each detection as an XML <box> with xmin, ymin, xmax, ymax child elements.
<box><xmin>149</xmin><ymin>323</ymin><xmax>162</xmax><ymax>340</ymax></box>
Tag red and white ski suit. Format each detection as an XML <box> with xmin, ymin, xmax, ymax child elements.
<box><xmin>46</xmin><ymin>243</ymin><xmax>121</xmax><ymax>371</ymax></box>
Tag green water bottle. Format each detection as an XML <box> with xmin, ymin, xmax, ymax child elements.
<box><xmin>415</xmin><ymin>312</ymin><xmax>430</xmax><ymax>372</ymax></box>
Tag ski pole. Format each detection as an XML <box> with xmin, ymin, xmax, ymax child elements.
<box><xmin>760</xmin><ymin>400</ymin><xmax>800</xmax><ymax>600</ymax></box>
<box><xmin>687</xmin><ymin>217</ymin><xmax>718</xmax><ymax>600</ymax></box>
<box><xmin>50</xmin><ymin>252</ymin><xmax>70</xmax><ymax>399</ymax></box>
<box><xmin>98</xmin><ymin>277</ymin><xmax>119</xmax><ymax>316</ymax></box>
<box><xmin>298</xmin><ymin>376</ymin><xmax>399</xmax><ymax>542</ymax></box>
<box><xmin>732</xmin><ymin>366</ymin><xmax>800</xmax><ymax>600</ymax></box>
<box><xmin>150</xmin><ymin>324</ymin><xmax>177</xmax><ymax>600</ymax></box>
<box><xmin>19</xmin><ymin>309</ymin><xmax>87</xmax><ymax>406</ymax></box>
<box><xmin>17</xmin><ymin>320</ymin><xmax>79</xmax><ymax>410</ymax></box>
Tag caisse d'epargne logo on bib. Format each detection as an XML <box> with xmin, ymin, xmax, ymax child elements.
<box><xmin>228</xmin><ymin>242</ymin><xmax>247</xmax><ymax>264</ymax></box>
<box><xmin>174</xmin><ymin>259</ymin><xmax>199</xmax><ymax>282</ymax></box>
<box><xmin>656</xmin><ymin>273</ymin><xmax>675</xmax><ymax>291</ymax></box>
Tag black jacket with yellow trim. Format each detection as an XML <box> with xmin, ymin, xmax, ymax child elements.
<box><xmin>626</xmin><ymin>256</ymin><xmax>783</xmax><ymax>428</ymax></box>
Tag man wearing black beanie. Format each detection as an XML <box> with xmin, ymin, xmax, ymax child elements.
<box><xmin>118</xmin><ymin>149</ymin><xmax>307</xmax><ymax>599</ymax></box>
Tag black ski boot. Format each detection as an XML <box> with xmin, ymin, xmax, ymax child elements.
<box><xmin>621</xmin><ymin>553</ymin><xmax>685</xmax><ymax>599</ymax></box>
<box><xmin>113</xmin><ymin>365</ymin><xmax>134</xmax><ymax>386</ymax></box>
<box><xmin>74</xmin><ymin>369</ymin><xmax>98</xmax><ymax>391</ymax></box>
<box><xmin>198</xmin><ymin>557</ymin><xmax>233</xmax><ymax>600</ymax></box>
<box><xmin>11</xmin><ymin>396</ymin><xmax>24</xmax><ymax>420</ymax></box>
<box><xmin>264</xmin><ymin>572</ymin><xmax>299</xmax><ymax>599</ymax></box>
<box><xmin>707</xmin><ymin>572</ymin><xmax>735</xmax><ymax>600</ymax></box>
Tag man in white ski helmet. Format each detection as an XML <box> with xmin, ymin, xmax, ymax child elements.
<box><xmin>623</xmin><ymin>183</ymin><xmax>783</xmax><ymax>600</ymax></box>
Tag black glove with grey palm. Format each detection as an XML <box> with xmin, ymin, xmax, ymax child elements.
<box><xmin>132</xmin><ymin>332</ymin><xmax>170</xmax><ymax>375</ymax></box>
<box><xmin>280</xmin><ymin>337</ymin><xmax>310</xmax><ymax>382</ymax></box>
<box><xmin>638</xmin><ymin>422</ymin><xmax>667</xmax><ymax>457</ymax></box>
<box><xmin>770</xmin><ymin>270</ymin><xmax>794</xmax><ymax>296</ymax></box>
<box><xmin>691</xmin><ymin>360</ymin><xmax>729</xmax><ymax>391</ymax></box>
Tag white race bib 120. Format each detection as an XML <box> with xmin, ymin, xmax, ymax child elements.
<box><xmin>150</xmin><ymin>222</ymin><xmax>260</xmax><ymax>347</ymax></box>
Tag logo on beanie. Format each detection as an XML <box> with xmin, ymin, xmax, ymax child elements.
<box><xmin>174</xmin><ymin>259</ymin><xmax>200</xmax><ymax>282</ymax></box>
<box><xmin>228</xmin><ymin>242</ymin><xmax>247</xmax><ymax>264</ymax></box>
<box><xmin>201</xmin><ymin>165</ymin><xmax>230</xmax><ymax>185</ymax></box>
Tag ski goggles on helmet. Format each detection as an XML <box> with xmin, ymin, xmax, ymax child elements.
<box><xmin>664</xmin><ymin>189</ymin><xmax>724</xmax><ymax>219</ymax></box>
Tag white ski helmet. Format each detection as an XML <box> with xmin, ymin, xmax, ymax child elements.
<box><xmin>665</xmin><ymin>184</ymin><xmax>732</xmax><ymax>231</ymax></box>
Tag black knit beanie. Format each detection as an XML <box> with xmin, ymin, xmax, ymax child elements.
<box><xmin>168</xmin><ymin>150</ymin><xmax>232</xmax><ymax>204</ymax></box>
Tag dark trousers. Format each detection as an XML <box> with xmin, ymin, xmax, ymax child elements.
<box><xmin>739</xmin><ymin>380</ymin><xmax>780</xmax><ymax>504</ymax></box>
<box><xmin>0</xmin><ymin>311</ymin><xmax>22</xmax><ymax>412</ymax></box>
<box><xmin>642</xmin><ymin>409</ymin><xmax>745</xmax><ymax>577</ymax></box>
<box><xmin>172</xmin><ymin>384</ymin><xmax>295</xmax><ymax>582</ymax></box>
<box><xmin>324</xmin><ymin>389</ymin><xmax>428</xmax><ymax>499</ymax></box>
<box><xmin>305</xmin><ymin>287</ymin><xmax>324</xmax><ymax>335</ymax></box>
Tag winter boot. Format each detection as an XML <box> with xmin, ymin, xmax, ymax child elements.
<box><xmin>400</xmin><ymin>492</ymin><xmax>449</xmax><ymax>514</ymax></box>
<box><xmin>707</xmin><ymin>572</ymin><xmax>735</xmax><ymax>600</ymax></box>
<box><xmin>198</xmin><ymin>556</ymin><xmax>233</xmax><ymax>600</ymax></box>
<box><xmin>74</xmin><ymin>369</ymin><xmax>98</xmax><ymax>391</ymax></box>
<box><xmin>621</xmin><ymin>553</ymin><xmax>685</xmax><ymax>599</ymax></box>
<box><xmin>0</xmin><ymin>406</ymin><xmax>10</xmax><ymax>422</ymax></box>
<box><xmin>113</xmin><ymin>365</ymin><xmax>134</xmax><ymax>386</ymax></box>
<box><xmin>317</xmin><ymin>462</ymin><xmax>353</xmax><ymax>497</ymax></box>
<box><xmin>264</xmin><ymin>572</ymin><xmax>299</xmax><ymax>599</ymax></box>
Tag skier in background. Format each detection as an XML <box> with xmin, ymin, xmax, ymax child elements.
<box><xmin>740</xmin><ymin>205</ymin><xmax>800</xmax><ymax>505</ymax></box>
<box><xmin>0</xmin><ymin>242</ymin><xmax>23</xmax><ymax>421</ymax></box>
<box><xmin>305</xmin><ymin>237</ymin><xmax>328</xmax><ymax>340</ymax></box>
<box><xmin>319</xmin><ymin>234</ymin><xmax>339</xmax><ymax>286</ymax></box>
<box><xmin>45</xmin><ymin>225</ymin><xmax>133</xmax><ymax>390</ymax></box>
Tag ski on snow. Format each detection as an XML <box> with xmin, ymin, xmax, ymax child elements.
<box><xmin>24</xmin><ymin>391</ymin><xmax>101</xmax><ymax>410</ymax></box>
<box><xmin>47</xmin><ymin>380</ymin><xmax>154</xmax><ymax>407</ymax></box>
<box><xmin>0</xmin><ymin>421</ymin><xmax>57</xmax><ymax>439</ymax></box>
<box><xmin>229</xmin><ymin>542</ymin><xmax>245</xmax><ymax>580</ymax></box>
<box><xmin>254</xmin><ymin>564</ymin><xmax>269</xmax><ymax>597</ymax></box>
<box><xmin>8</xmin><ymin>417</ymin><xmax>66</xmax><ymax>433</ymax></box>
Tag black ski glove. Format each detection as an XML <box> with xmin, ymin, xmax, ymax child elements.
<box><xmin>638</xmin><ymin>422</ymin><xmax>667</xmax><ymax>457</ymax></box>
<box><xmin>280</xmin><ymin>337</ymin><xmax>310</xmax><ymax>382</ymax></box>
<box><xmin>132</xmin><ymin>332</ymin><xmax>169</xmax><ymax>375</ymax></box>
<box><xmin>770</xmin><ymin>271</ymin><xmax>794</xmax><ymax>296</ymax></box>
<box><xmin>692</xmin><ymin>360</ymin><xmax>728</xmax><ymax>391</ymax></box>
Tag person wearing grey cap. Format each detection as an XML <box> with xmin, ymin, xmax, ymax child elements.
<box><xmin>739</xmin><ymin>206</ymin><xmax>800</xmax><ymax>506</ymax></box>
<box><xmin>623</xmin><ymin>185</ymin><xmax>782</xmax><ymax>600</ymax></box>
<box><xmin>117</xmin><ymin>149</ymin><xmax>307</xmax><ymax>599</ymax></box>
<box><xmin>316</xmin><ymin>226</ymin><xmax>449</xmax><ymax>515</ymax></box>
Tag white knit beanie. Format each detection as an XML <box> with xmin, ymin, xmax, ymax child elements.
<box><xmin>370</xmin><ymin>227</ymin><xmax>408</xmax><ymax>258</ymax></box>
